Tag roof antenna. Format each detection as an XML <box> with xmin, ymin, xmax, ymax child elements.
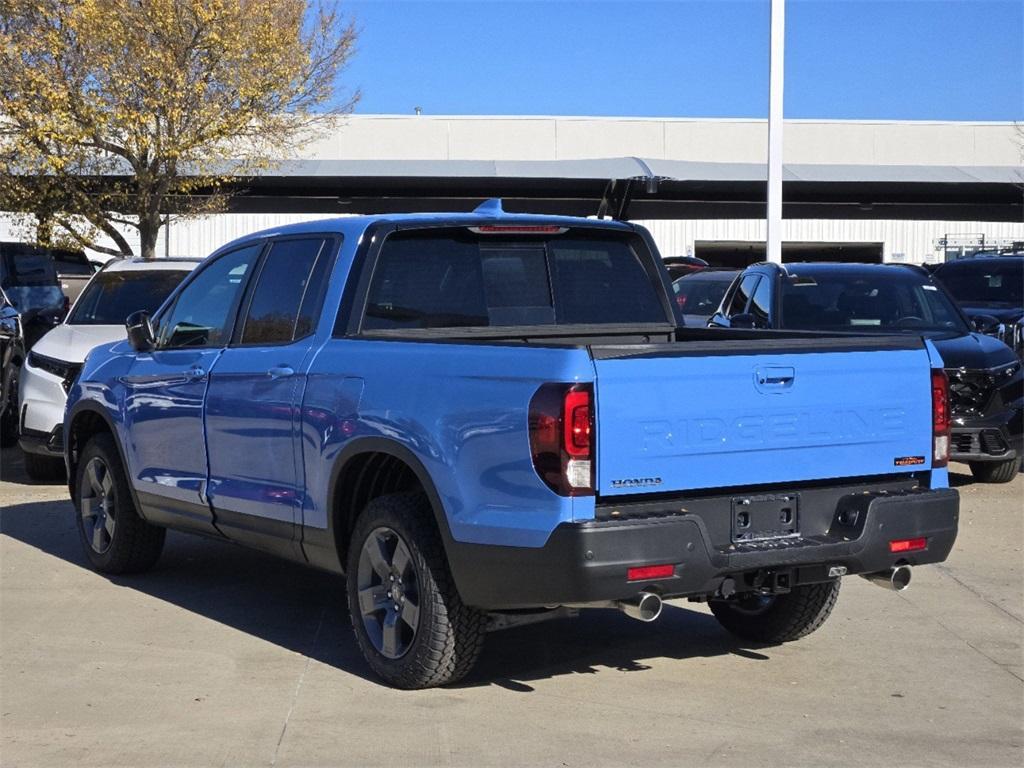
<box><xmin>473</xmin><ymin>198</ymin><xmax>504</xmax><ymax>215</ymax></box>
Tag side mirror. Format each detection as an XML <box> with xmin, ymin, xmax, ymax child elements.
<box><xmin>970</xmin><ymin>314</ymin><xmax>1001</xmax><ymax>334</ymax></box>
<box><xmin>0</xmin><ymin>304</ymin><xmax>19</xmax><ymax>341</ymax></box>
<box><xmin>126</xmin><ymin>310</ymin><xmax>155</xmax><ymax>352</ymax></box>
<box><xmin>729</xmin><ymin>312</ymin><xmax>758</xmax><ymax>329</ymax></box>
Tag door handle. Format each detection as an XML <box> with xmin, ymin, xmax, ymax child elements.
<box><xmin>185</xmin><ymin>365</ymin><xmax>207</xmax><ymax>382</ymax></box>
<box><xmin>268</xmin><ymin>365</ymin><xmax>294</xmax><ymax>379</ymax></box>
<box><xmin>754</xmin><ymin>366</ymin><xmax>795</xmax><ymax>393</ymax></box>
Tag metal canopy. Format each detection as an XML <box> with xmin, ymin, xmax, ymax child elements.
<box><xmin>15</xmin><ymin>156</ymin><xmax>1022</xmax><ymax>221</ymax></box>
<box><xmin>212</xmin><ymin>157</ymin><xmax>1022</xmax><ymax>222</ymax></box>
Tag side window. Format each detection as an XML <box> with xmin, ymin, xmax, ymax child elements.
<box><xmin>240</xmin><ymin>238</ymin><xmax>330</xmax><ymax>345</ymax></box>
<box><xmin>726</xmin><ymin>274</ymin><xmax>760</xmax><ymax>316</ymax></box>
<box><xmin>749</xmin><ymin>275</ymin><xmax>773</xmax><ymax>326</ymax></box>
<box><xmin>157</xmin><ymin>245</ymin><xmax>260</xmax><ymax>348</ymax></box>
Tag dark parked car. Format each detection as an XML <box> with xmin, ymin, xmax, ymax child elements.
<box><xmin>671</xmin><ymin>269</ymin><xmax>738</xmax><ymax>326</ymax></box>
<box><xmin>709</xmin><ymin>262</ymin><xmax>1023</xmax><ymax>483</ymax></box>
<box><xmin>0</xmin><ymin>249</ymin><xmax>68</xmax><ymax>445</ymax></box>
<box><xmin>933</xmin><ymin>255</ymin><xmax>1023</xmax><ymax>360</ymax></box>
<box><xmin>662</xmin><ymin>255</ymin><xmax>709</xmax><ymax>280</ymax></box>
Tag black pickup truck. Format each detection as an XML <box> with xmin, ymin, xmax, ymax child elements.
<box><xmin>710</xmin><ymin>262</ymin><xmax>1023</xmax><ymax>483</ymax></box>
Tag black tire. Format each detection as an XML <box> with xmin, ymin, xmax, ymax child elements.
<box><xmin>0</xmin><ymin>409</ymin><xmax>17</xmax><ymax>448</ymax></box>
<box><xmin>969</xmin><ymin>458</ymin><xmax>1020</xmax><ymax>484</ymax></box>
<box><xmin>74</xmin><ymin>433</ymin><xmax>165</xmax><ymax>574</ymax></box>
<box><xmin>1</xmin><ymin>363</ymin><xmax>20</xmax><ymax>448</ymax></box>
<box><xmin>346</xmin><ymin>492</ymin><xmax>485</xmax><ymax>689</ymax></box>
<box><xmin>709</xmin><ymin>580</ymin><xmax>841</xmax><ymax>644</ymax></box>
<box><xmin>23</xmin><ymin>449</ymin><xmax>66</xmax><ymax>483</ymax></box>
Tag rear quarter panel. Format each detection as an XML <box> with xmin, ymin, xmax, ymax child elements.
<box><xmin>300</xmin><ymin>340</ymin><xmax>596</xmax><ymax>547</ymax></box>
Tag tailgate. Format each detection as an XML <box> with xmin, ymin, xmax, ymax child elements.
<box><xmin>592</xmin><ymin>336</ymin><xmax>934</xmax><ymax>496</ymax></box>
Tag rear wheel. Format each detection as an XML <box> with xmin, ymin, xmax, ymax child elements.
<box><xmin>0</xmin><ymin>376</ymin><xmax>17</xmax><ymax>448</ymax></box>
<box><xmin>0</xmin><ymin>408</ymin><xmax>17</xmax><ymax>448</ymax></box>
<box><xmin>346</xmin><ymin>493</ymin><xmax>485</xmax><ymax>689</ymax></box>
<box><xmin>23</xmin><ymin>449</ymin><xmax>66</xmax><ymax>483</ymax></box>
<box><xmin>969</xmin><ymin>457</ymin><xmax>1019</xmax><ymax>484</ymax></box>
<box><xmin>709</xmin><ymin>580</ymin><xmax>841</xmax><ymax>644</ymax></box>
<box><xmin>74</xmin><ymin>434</ymin><xmax>165</xmax><ymax>574</ymax></box>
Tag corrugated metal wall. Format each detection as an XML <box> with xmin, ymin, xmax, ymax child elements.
<box><xmin>635</xmin><ymin>218</ymin><xmax>1024</xmax><ymax>263</ymax></box>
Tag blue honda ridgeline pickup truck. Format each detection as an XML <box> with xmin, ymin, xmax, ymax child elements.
<box><xmin>64</xmin><ymin>202</ymin><xmax>959</xmax><ymax>688</ymax></box>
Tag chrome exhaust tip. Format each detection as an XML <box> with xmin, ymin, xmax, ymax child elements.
<box><xmin>861</xmin><ymin>565</ymin><xmax>912</xmax><ymax>592</ymax></box>
<box><xmin>617</xmin><ymin>591</ymin><xmax>663</xmax><ymax>622</ymax></box>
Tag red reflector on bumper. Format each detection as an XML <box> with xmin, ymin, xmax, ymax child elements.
<box><xmin>627</xmin><ymin>564</ymin><xmax>675</xmax><ymax>581</ymax></box>
<box><xmin>889</xmin><ymin>537</ymin><xmax>927</xmax><ymax>553</ymax></box>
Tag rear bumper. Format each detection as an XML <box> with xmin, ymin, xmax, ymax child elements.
<box><xmin>448</xmin><ymin>487</ymin><xmax>959</xmax><ymax>610</ymax></box>
<box><xmin>951</xmin><ymin>423</ymin><xmax>1022</xmax><ymax>462</ymax></box>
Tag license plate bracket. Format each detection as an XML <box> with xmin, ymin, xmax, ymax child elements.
<box><xmin>731</xmin><ymin>493</ymin><xmax>800</xmax><ymax>543</ymax></box>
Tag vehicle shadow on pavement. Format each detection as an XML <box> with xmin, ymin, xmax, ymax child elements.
<box><xmin>948</xmin><ymin>470</ymin><xmax>974</xmax><ymax>488</ymax></box>
<box><xmin>0</xmin><ymin>447</ymin><xmax>67</xmax><ymax>487</ymax></box>
<box><xmin>460</xmin><ymin>607</ymin><xmax>769</xmax><ymax>692</ymax></box>
<box><xmin>1</xmin><ymin>496</ymin><xmax>765</xmax><ymax>690</ymax></box>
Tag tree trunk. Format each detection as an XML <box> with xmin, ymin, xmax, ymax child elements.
<box><xmin>35</xmin><ymin>214</ymin><xmax>53</xmax><ymax>247</ymax></box>
<box><xmin>138</xmin><ymin>216</ymin><xmax>161</xmax><ymax>260</ymax></box>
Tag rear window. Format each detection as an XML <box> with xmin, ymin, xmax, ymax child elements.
<box><xmin>1</xmin><ymin>251</ymin><xmax>59</xmax><ymax>287</ymax></box>
<box><xmin>779</xmin><ymin>270</ymin><xmax>968</xmax><ymax>333</ymax></box>
<box><xmin>361</xmin><ymin>229</ymin><xmax>667</xmax><ymax>331</ymax></box>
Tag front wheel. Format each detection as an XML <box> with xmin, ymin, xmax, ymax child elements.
<box><xmin>969</xmin><ymin>457</ymin><xmax>1020</xmax><ymax>484</ymax></box>
<box><xmin>346</xmin><ymin>493</ymin><xmax>485</xmax><ymax>689</ymax></box>
<box><xmin>709</xmin><ymin>580</ymin><xmax>841</xmax><ymax>644</ymax></box>
<box><xmin>74</xmin><ymin>434</ymin><xmax>165</xmax><ymax>574</ymax></box>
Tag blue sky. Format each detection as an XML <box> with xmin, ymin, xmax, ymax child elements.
<box><xmin>339</xmin><ymin>0</ymin><xmax>1023</xmax><ymax>120</ymax></box>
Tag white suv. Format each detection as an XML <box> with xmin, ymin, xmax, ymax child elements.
<box><xmin>18</xmin><ymin>257</ymin><xmax>199</xmax><ymax>480</ymax></box>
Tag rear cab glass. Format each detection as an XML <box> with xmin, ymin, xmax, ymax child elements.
<box><xmin>360</xmin><ymin>227</ymin><xmax>669</xmax><ymax>332</ymax></box>
<box><xmin>936</xmin><ymin>260</ymin><xmax>1023</xmax><ymax>306</ymax></box>
<box><xmin>0</xmin><ymin>247</ymin><xmax>65</xmax><ymax>313</ymax></box>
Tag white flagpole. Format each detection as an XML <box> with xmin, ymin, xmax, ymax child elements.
<box><xmin>767</xmin><ymin>0</ymin><xmax>785</xmax><ymax>263</ymax></box>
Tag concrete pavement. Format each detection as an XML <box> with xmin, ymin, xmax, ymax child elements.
<box><xmin>2</xmin><ymin>447</ymin><xmax>1021</xmax><ymax>767</ymax></box>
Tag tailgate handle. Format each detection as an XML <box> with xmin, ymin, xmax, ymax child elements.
<box><xmin>754</xmin><ymin>366</ymin><xmax>795</xmax><ymax>393</ymax></box>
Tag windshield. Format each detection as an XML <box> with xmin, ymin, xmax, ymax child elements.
<box><xmin>69</xmin><ymin>270</ymin><xmax>188</xmax><ymax>325</ymax></box>
<box><xmin>779</xmin><ymin>270</ymin><xmax>969</xmax><ymax>334</ymax></box>
<box><xmin>673</xmin><ymin>274</ymin><xmax>735</xmax><ymax>316</ymax></box>
<box><xmin>935</xmin><ymin>261</ymin><xmax>1023</xmax><ymax>307</ymax></box>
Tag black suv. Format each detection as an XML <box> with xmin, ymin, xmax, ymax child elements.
<box><xmin>933</xmin><ymin>255</ymin><xmax>1023</xmax><ymax>360</ymax></box>
<box><xmin>709</xmin><ymin>262</ymin><xmax>1023</xmax><ymax>483</ymax></box>
<box><xmin>0</xmin><ymin>247</ymin><xmax>68</xmax><ymax>445</ymax></box>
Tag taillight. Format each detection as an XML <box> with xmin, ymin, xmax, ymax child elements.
<box><xmin>529</xmin><ymin>383</ymin><xmax>594</xmax><ymax>496</ymax></box>
<box><xmin>931</xmin><ymin>369</ymin><xmax>950</xmax><ymax>468</ymax></box>
<box><xmin>890</xmin><ymin>537</ymin><xmax>927</xmax><ymax>553</ymax></box>
<box><xmin>627</xmin><ymin>564</ymin><xmax>675</xmax><ymax>581</ymax></box>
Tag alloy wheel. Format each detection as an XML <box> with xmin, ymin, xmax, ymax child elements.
<box><xmin>80</xmin><ymin>457</ymin><xmax>116</xmax><ymax>554</ymax></box>
<box><xmin>356</xmin><ymin>526</ymin><xmax>421</xmax><ymax>659</ymax></box>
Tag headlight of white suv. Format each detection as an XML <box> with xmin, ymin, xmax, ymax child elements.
<box><xmin>27</xmin><ymin>352</ymin><xmax>82</xmax><ymax>393</ymax></box>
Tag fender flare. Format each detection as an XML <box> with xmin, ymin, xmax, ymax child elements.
<box><xmin>64</xmin><ymin>400</ymin><xmax>142</xmax><ymax>515</ymax></box>
<box><xmin>324</xmin><ymin>436</ymin><xmax>458</xmax><ymax>566</ymax></box>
